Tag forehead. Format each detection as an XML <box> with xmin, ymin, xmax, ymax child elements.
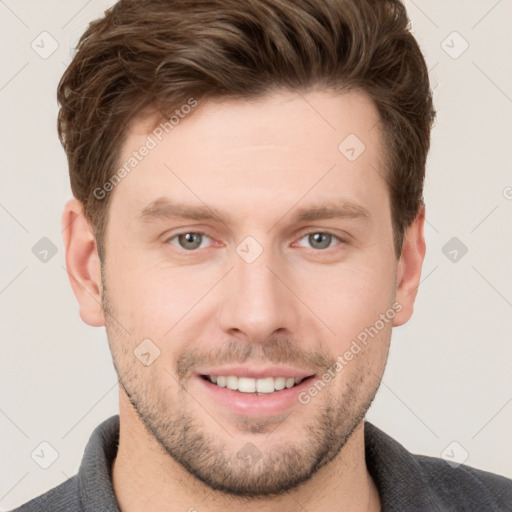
<box><xmin>110</xmin><ymin>89</ymin><xmax>388</xmax><ymax>225</ymax></box>
<box><xmin>130</xmin><ymin>88</ymin><xmax>381</xmax><ymax>153</ymax></box>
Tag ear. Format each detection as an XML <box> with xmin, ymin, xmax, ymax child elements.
<box><xmin>393</xmin><ymin>205</ymin><xmax>426</xmax><ymax>327</ymax></box>
<box><xmin>61</xmin><ymin>199</ymin><xmax>105</xmax><ymax>327</ymax></box>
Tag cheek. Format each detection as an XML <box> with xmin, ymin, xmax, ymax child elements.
<box><xmin>108</xmin><ymin>262</ymin><xmax>218</xmax><ymax>338</ymax></box>
<box><xmin>299</xmin><ymin>259</ymin><xmax>396</xmax><ymax>338</ymax></box>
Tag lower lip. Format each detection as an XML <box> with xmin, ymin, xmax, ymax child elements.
<box><xmin>195</xmin><ymin>375</ymin><xmax>316</xmax><ymax>417</ymax></box>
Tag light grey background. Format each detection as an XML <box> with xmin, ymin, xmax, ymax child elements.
<box><xmin>1</xmin><ymin>0</ymin><xmax>511</xmax><ymax>509</ymax></box>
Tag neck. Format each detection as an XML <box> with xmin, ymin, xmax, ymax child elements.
<box><xmin>112</xmin><ymin>396</ymin><xmax>380</xmax><ymax>512</ymax></box>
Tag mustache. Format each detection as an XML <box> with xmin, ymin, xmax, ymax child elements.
<box><xmin>175</xmin><ymin>337</ymin><xmax>335</xmax><ymax>381</ymax></box>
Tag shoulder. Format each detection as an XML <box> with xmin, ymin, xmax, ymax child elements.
<box><xmin>415</xmin><ymin>452</ymin><xmax>512</xmax><ymax>510</ymax></box>
<box><xmin>364</xmin><ymin>421</ymin><xmax>512</xmax><ymax>511</ymax></box>
<box><xmin>8</xmin><ymin>476</ymin><xmax>81</xmax><ymax>512</ymax></box>
<box><xmin>8</xmin><ymin>415</ymin><xmax>121</xmax><ymax>512</ymax></box>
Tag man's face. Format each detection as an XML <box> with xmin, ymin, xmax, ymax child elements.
<box><xmin>102</xmin><ymin>89</ymin><xmax>400</xmax><ymax>496</ymax></box>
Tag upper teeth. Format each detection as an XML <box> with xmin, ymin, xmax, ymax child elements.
<box><xmin>208</xmin><ymin>375</ymin><xmax>303</xmax><ymax>393</ymax></box>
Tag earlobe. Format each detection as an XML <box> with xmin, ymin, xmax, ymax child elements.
<box><xmin>393</xmin><ymin>206</ymin><xmax>426</xmax><ymax>327</ymax></box>
<box><xmin>61</xmin><ymin>199</ymin><xmax>106</xmax><ymax>327</ymax></box>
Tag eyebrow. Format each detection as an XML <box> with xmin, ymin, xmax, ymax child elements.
<box><xmin>138</xmin><ymin>197</ymin><xmax>370</xmax><ymax>225</ymax></box>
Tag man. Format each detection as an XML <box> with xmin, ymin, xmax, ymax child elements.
<box><xmin>11</xmin><ymin>0</ymin><xmax>512</xmax><ymax>511</ymax></box>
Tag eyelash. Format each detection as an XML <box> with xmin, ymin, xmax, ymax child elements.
<box><xmin>164</xmin><ymin>230</ymin><xmax>345</xmax><ymax>253</ymax></box>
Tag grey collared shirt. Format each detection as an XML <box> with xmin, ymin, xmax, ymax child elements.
<box><xmin>10</xmin><ymin>415</ymin><xmax>512</xmax><ymax>511</ymax></box>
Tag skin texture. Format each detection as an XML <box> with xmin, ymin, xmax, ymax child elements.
<box><xmin>62</xmin><ymin>89</ymin><xmax>426</xmax><ymax>512</ymax></box>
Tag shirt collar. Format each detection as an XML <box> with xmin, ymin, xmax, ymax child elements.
<box><xmin>78</xmin><ymin>415</ymin><xmax>121</xmax><ymax>512</ymax></box>
<box><xmin>364</xmin><ymin>422</ymin><xmax>444</xmax><ymax>511</ymax></box>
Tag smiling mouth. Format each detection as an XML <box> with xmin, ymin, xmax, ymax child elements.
<box><xmin>200</xmin><ymin>374</ymin><xmax>315</xmax><ymax>394</ymax></box>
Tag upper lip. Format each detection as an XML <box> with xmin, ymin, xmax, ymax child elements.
<box><xmin>196</xmin><ymin>365</ymin><xmax>316</xmax><ymax>379</ymax></box>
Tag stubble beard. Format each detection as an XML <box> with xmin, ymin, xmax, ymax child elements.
<box><xmin>102</xmin><ymin>283</ymin><xmax>388</xmax><ymax>497</ymax></box>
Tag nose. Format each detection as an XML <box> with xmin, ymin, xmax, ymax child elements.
<box><xmin>217</xmin><ymin>244</ymin><xmax>299</xmax><ymax>344</ymax></box>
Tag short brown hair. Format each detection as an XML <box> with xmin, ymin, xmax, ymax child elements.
<box><xmin>57</xmin><ymin>0</ymin><xmax>435</xmax><ymax>259</ymax></box>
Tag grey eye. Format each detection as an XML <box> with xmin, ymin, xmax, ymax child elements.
<box><xmin>296</xmin><ymin>232</ymin><xmax>340</xmax><ymax>250</ymax></box>
<box><xmin>169</xmin><ymin>232</ymin><xmax>210</xmax><ymax>250</ymax></box>
<box><xmin>308</xmin><ymin>233</ymin><xmax>332</xmax><ymax>249</ymax></box>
